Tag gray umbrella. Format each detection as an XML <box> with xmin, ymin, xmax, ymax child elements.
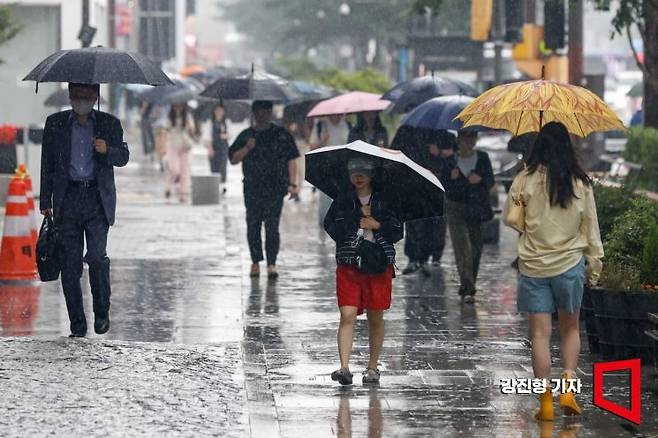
<box><xmin>139</xmin><ymin>78</ymin><xmax>204</xmax><ymax>105</ymax></box>
<box><xmin>23</xmin><ymin>46</ymin><xmax>173</xmax><ymax>91</ymax></box>
<box><xmin>200</xmin><ymin>71</ymin><xmax>300</xmax><ymax>103</ymax></box>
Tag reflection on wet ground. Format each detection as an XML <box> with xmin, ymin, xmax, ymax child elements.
<box><xmin>0</xmin><ymin>158</ymin><xmax>656</xmax><ymax>437</ymax></box>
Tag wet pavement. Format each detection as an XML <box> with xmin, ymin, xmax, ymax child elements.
<box><xmin>0</xmin><ymin>135</ymin><xmax>657</xmax><ymax>437</ymax></box>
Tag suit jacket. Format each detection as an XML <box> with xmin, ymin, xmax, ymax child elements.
<box><xmin>40</xmin><ymin>110</ymin><xmax>129</xmax><ymax>226</ymax></box>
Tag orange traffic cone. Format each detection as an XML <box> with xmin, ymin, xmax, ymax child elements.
<box><xmin>17</xmin><ymin>164</ymin><xmax>38</xmax><ymax>249</ymax></box>
<box><xmin>0</xmin><ymin>174</ymin><xmax>37</xmax><ymax>280</ymax></box>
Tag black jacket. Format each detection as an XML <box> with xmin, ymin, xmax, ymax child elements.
<box><xmin>40</xmin><ymin>110</ymin><xmax>129</xmax><ymax>225</ymax></box>
<box><xmin>348</xmin><ymin>125</ymin><xmax>389</xmax><ymax>147</ymax></box>
<box><xmin>439</xmin><ymin>150</ymin><xmax>495</xmax><ymax>203</ymax></box>
<box><xmin>324</xmin><ymin>190</ymin><xmax>403</xmax><ymax>266</ymax></box>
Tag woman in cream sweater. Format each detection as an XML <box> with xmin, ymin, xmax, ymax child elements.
<box><xmin>503</xmin><ymin>122</ymin><xmax>604</xmax><ymax>422</ymax></box>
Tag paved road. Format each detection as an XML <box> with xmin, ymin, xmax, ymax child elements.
<box><xmin>0</xmin><ymin>136</ymin><xmax>656</xmax><ymax>437</ymax></box>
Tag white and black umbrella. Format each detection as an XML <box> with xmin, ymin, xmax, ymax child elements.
<box><xmin>305</xmin><ymin>140</ymin><xmax>445</xmax><ymax>222</ymax></box>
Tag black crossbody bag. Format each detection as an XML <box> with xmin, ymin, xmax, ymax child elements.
<box><xmin>354</xmin><ymin>195</ymin><xmax>388</xmax><ymax>275</ymax></box>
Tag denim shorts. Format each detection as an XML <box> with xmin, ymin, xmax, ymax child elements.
<box><xmin>517</xmin><ymin>257</ymin><xmax>586</xmax><ymax>313</ymax></box>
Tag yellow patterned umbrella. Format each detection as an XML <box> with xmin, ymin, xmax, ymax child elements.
<box><xmin>454</xmin><ymin>79</ymin><xmax>625</xmax><ymax>137</ymax></box>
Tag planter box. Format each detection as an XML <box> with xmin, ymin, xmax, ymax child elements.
<box><xmin>582</xmin><ymin>286</ymin><xmax>599</xmax><ymax>354</ymax></box>
<box><xmin>648</xmin><ymin>313</ymin><xmax>658</xmax><ymax>373</ymax></box>
<box><xmin>591</xmin><ymin>287</ymin><xmax>658</xmax><ymax>365</ymax></box>
<box><xmin>191</xmin><ymin>175</ymin><xmax>221</xmax><ymax>206</ymax></box>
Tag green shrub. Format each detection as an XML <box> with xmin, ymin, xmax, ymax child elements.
<box><xmin>603</xmin><ymin>197</ymin><xmax>658</xmax><ymax>286</ymax></box>
<box><xmin>593</xmin><ymin>184</ymin><xmax>636</xmax><ymax>241</ymax></box>
<box><xmin>316</xmin><ymin>68</ymin><xmax>392</xmax><ymax>94</ymax></box>
<box><xmin>599</xmin><ymin>260</ymin><xmax>642</xmax><ymax>291</ymax></box>
<box><xmin>623</xmin><ymin>127</ymin><xmax>658</xmax><ymax>192</ymax></box>
<box><xmin>642</xmin><ymin>225</ymin><xmax>658</xmax><ymax>285</ymax></box>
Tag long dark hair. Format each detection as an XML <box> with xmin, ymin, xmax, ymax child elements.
<box><xmin>169</xmin><ymin>105</ymin><xmax>189</xmax><ymax>129</ymax></box>
<box><xmin>354</xmin><ymin>112</ymin><xmax>385</xmax><ymax>132</ymax></box>
<box><xmin>526</xmin><ymin>122</ymin><xmax>591</xmax><ymax>208</ymax></box>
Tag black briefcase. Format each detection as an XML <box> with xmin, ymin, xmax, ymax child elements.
<box><xmin>36</xmin><ymin>216</ymin><xmax>60</xmax><ymax>281</ymax></box>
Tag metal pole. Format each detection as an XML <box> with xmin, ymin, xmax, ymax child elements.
<box><xmin>493</xmin><ymin>0</ymin><xmax>505</xmax><ymax>84</ymax></box>
<box><xmin>525</xmin><ymin>0</ymin><xmax>536</xmax><ymax>23</ymax></box>
<box><xmin>568</xmin><ymin>0</ymin><xmax>583</xmax><ymax>85</ymax></box>
<box><xmin>108</xmin><ymin>0</ymin><xmax>117</xmax><ymax>113</ymax></box>
<box><xmin>82</xmin><ymin>0</ymin><xmax>90</xmax><ymax>47</ymax></box>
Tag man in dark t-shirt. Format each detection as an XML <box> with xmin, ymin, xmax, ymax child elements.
<box><xmin>229</xmin><ymin>100</ymin><xmax>300</xmax><ymax>279</ymax></box>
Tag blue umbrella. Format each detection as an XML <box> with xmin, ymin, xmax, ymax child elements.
<box><xmin>401</xmin><ymin>96</ymin><xmax>475</xmax><ymax>131</ymax></box>
<box><xmin>290</xmin><ymin>81</ymin><xmax>335</xmax><ymax>100</ymax></box>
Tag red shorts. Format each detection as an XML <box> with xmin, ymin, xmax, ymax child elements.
<box><xmin>336</xmin><ymin>265</ymin><xmax>394</xmax><ymax>315</ymax></box>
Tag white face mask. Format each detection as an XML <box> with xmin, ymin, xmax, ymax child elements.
<box><xmin>70</xmin><ymin>99</ymin><xmax>96</xmax><ymax>115</ymax></box>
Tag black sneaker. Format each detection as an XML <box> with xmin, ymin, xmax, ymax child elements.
<box><xmin>402</xmin><ymin>262</ymin><xmax>421</xmax><ymax>275</ymax></box>
<box><xmin>331</xmin><ymin>368</ymin><xmax>353</xmax><ymax>385</ymax></box>
<box><xmin>420</xmin><ymin>263</ymin><xmax>431</xmax><ymax>277</ymax></box>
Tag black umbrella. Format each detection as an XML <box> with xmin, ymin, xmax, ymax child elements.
<box><xmin>305</xmin><ymin>140</ymin><xmax>445</xmax><ymax>222</ymax></box>
<box><xmin>190</xmin><ymin>65</ymin><xmax>249</xmax><ymax>86</ymax></box>
<box><xmin>23</xmin><ymin>46</ymin><xmax>173</xmax><ymax>90</ymax></box>
<box><xmin>44</xmin><ymin>89</ymin><xmax>107</xmax><ymax>107</ymax></box>
<box><xmin>283</xmin><ymin>81</ymin><xmax>338</xmax><ymax>122</ymax></box>
<box><xmin>200</xmin><ymin>70</ymin><xmax>300</xmax><ymax>103</ymax></box>
<box><xmin>383</xmin><ymin>76</ymin><xmax>478</xmax><ymax>114</ymax></box>
<box><xmin>139</xmin><ymin>77</ymin><xmax>203</xmax><ymax>105</ymax></box>
<box><xmin>194</xmin><ymin>99</ymin><xmax>252</xmax><ymax>123</ymax></box>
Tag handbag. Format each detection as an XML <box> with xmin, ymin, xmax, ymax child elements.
<box><xmin>36</xmin><ymin>216</ymin><xmax>60</xmax><ymax>282</ymax></box>
<box><xmin>504</xmin><ymin>168</ymin><xmax>528</xmax><ymax>233</ymax></box>
<box><xmin>353</xmin><ymin>194</ymin><xmax>389</xmax><ymax>275</ymax></box>
<box><xmin>356</xmin><ymin>238</ymin><xmax>389</xmax><ymax>275</ymax></box>
<box><xmin>182</xmin><ymin>131</ymin><xmax>195</xmax><ymax>152</ymax></box>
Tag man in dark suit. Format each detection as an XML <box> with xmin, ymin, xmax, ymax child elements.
<box><xmin>40</xmin><ymin>83</ymin><xmax>129</xmax><ymax>337</ymax></box>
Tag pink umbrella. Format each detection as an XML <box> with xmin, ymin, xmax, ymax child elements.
<box><xmin>307</xmin><ymin>91</ymin><xmax>391</xmax><ymax>117</ymax></box>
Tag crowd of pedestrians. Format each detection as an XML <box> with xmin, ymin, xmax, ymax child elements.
<box><xmin>40</xmin><ymin>74</ymin><xmax>603</xmax><ymax>427</ymax></box>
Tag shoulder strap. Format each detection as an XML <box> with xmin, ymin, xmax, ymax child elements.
<box><xmin>519</xmin><ymin>165</ymin><xmax>528</xmax><ymax>188</ymax></box>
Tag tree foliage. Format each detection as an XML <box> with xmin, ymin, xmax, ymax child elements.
<box><xmin>0</xmin><ymin>5</ymin><xmax>21</xmax><ymax>63</ymax></box>
<box><xmin>272</xmin><ymin>57</ymin><xmax>391</xmax><ymax>92</ymax></box>
<box><xmin>220</xmin><ymin>0</ymin><xmax>445</xmax><ymax>61</ymax></box>
<box><xmin>315</xmin><ymin>67</ymin><xmax>392</xmax><ymax>93</ymax></box>
<box><xmin>592</xmin><ymin>0</ymin><xmax>658</xmax><ymax>128</ymax></box>
<box><xmin>592</xmin><ymin>0</ymin><xmax>644</xmax><ymax>35</ymax></box>
<box><xmin>591</xmin><ymin>0</ymin><xmax>654</xmax><ymax>78</ymax></box>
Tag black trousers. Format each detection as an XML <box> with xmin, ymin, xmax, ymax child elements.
<box><xmin>245</xmin><ymin>193</ymin><xmax>284</xmax><ymax>265</ymax></box>
<box><xmin>140</xmin><ymin>120</ymin><xmax>154</xmax><ymax>155</ymax></box>
<box><xmin>210</xmin><ymin>142</ymin><xmax>229</xmax><ymax>183</ymax></box>
<box><xmin>404</xmin><ymin>217</ymin><xmax>447</xmax><ymax>263</ymax></box>
<box><xmin>58</xmin><ymin>186</ymin><xmax>111</xmax><ymax>334</ymax></box>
